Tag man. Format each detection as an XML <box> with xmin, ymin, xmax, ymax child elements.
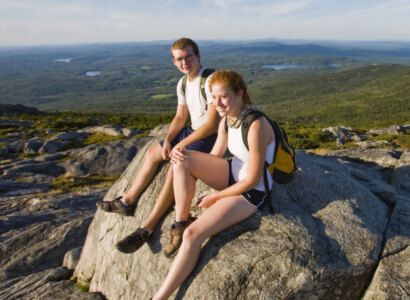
<box><xmin>96</xmin><ymin>38</ymin><xmax>219</xmax><ymax>254</ymax></box>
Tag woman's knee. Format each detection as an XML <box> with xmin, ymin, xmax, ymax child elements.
<box><xmin>182</xmin><ymin>222</ymin><xmax>209</xmax><ymax>247</ymax></box>
<box><xmin>172</xmin><ymin>156</ymin><xmax>191</xmax><ymax>173</ymax></box>
<box><xmin>182</xmin><ymin>225</ymin><xmax>205</xmax><ymax>247</ymax></box>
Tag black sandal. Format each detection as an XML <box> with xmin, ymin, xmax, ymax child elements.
<box><xmin>96</xmin><ymin>197</ymin><xmax>135</xmax><ymax>216</ymax></box>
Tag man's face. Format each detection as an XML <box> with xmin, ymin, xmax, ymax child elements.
<box><xmin>172</xmin><ymin>46</ymin><xmax>201</xmax><ymax>77</ymax></box>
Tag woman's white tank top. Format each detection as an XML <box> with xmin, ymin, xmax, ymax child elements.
<box><xmin>227</xmin><ymin>121</ymin><xmax>275</xmax><ymax>191</ymax></box>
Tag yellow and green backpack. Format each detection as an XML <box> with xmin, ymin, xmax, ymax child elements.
<box><xmin>236</xmin><ymin>109</ymin><xmax>296</xmax><ymax>185</ymax></box>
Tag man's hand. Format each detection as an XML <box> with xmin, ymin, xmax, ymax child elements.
<box><xmin>161</xmin><ymin>141</ymin><xmax>172</xmax><ymax>160</ymax></box>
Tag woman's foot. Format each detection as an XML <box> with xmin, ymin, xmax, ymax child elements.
<box><xmin>163</xmin><ymin>216</ymin><xmax>196</xmax><ymax>258</ymax></box>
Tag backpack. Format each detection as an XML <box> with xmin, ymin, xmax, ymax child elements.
<box><xmin>241</xmin><ymin>110</ymin><xmax>296</xmax><ymax>185</ymax></box>
<box><xmin>225</xmin><ymin>109</ymin><xmax>296</xmax><ymax>207</ymax></box>
<box><xmin>181</xmin><ymin>68</ymin><xmax>214</xmax><ymax>111</ymax></box>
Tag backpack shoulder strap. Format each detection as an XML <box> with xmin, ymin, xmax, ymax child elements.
<box><xmin>181</xmin><ymin>69</ymin><xmax>214</xmax><ymax>111</ymax></box>
<box><xmin>241</xmin><ymin>110</ymin><xmax>266</xmax><ymax>150</ymax></box>
<box><xmin>242</xmin><ymin>110</ymin><xmax>274</xmax><ymax>208</ymax></box>
<box><xmin>181</xmin><ymin>75</ymin><xmax>188</xmax><ymax>96</ymax></box>
<box><xmin>200</xmin><ymin>68</ymin><xmax>215</xmax><ymax>110</ymax></box>
<box><xmin>200</xmin><ymin>68</ymin><xmax>214</xmax><ymax>91</ymax></box>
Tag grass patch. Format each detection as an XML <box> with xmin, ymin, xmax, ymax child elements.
<box><xmin>395</xmin><ymin>131</ymin><xmax>410</xmax><ymax>149</ymax></box>
<box><xmin>0</xmin><ymin>128</ymin><xmax>17</xmax><ymax>138</ymax></box>
<box><xmin>17</xmin><ymin>153</ymin><xmax>38</xmax><ymax>159</ymax></box>
<box><xmin>83</xmin><ymin>133</ymin><xmax>126</xmax><ymax>146</ymax></box>
<box><xmin>373</xmin><ymin>134</ymin><xmax>396</xmax><ymax>142</ymax></box>
<box><xmin>284</xmin><ymin>124</ymin><xmax>334</xmax><ymax>150</ymax></box>
<box><xmin>0</xmin><ymin>123</ymin><xmax>17</xmax><ymax>129</ymax></box>
<box><xmin>0</xmin><ymin>159</ymin><xmax>13</xmax><ymax>166</ymax></box>
<box><xmin>371</xmin><ymin>130</ymin><xmax>410</xmax><ymax>150</ymax></box>
<box><xmin>50</xmin><ymin>174</ymin><xmax>119</xmax><ymax>192</ymax></box>
<box><xmin>54</xmin><ymin>155</ymin><xmax>75</xmax><ymax>162</ymax></box>
<box><xmin>75</xmin><ymin>276</ymin><xmax>92</xmax><ymax>292</ymax></box>
<box><xmin>58</xmin><ymin>140</ymin><xmax>84</xmax><ymax>151</ymax></box>
<box><xmin>151</xmin><ymin>93</ymin><xmax>175</xmax><ymax>100</ymax></box>
<box><xmin>132</xmin><ymin>130</ymin><xmax>150</xmax><ymax>139</ymax></box>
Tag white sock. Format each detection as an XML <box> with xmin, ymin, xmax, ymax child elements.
<box><xmin>142</xmin><ymin>226</ymin><xmax>153</xmax><ymax>236</ymax></box>
<box><xmin>120</xmin><ymin>198</ymin><xmax>129</xmax><ymax>207</ymax></box>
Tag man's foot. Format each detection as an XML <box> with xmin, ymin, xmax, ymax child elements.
<box><xmin>163</xmin><ymin>216</ymin><xmax>196</xmax><ymax>258</ymax></box>
<box><xmin>96</xmin><ymin>197</ymin><xmax>135</xmax><ymax>216</ymax></box>
<box><xmin>115</xmin><ymin>227</ymin><xmax>151</xmax><ymax>253</ymax></box>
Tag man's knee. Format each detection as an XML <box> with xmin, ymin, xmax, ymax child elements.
<box><xmin>146</xmin><ymin>143</ymin><xmax>163</xmax><ymax>163</ymax></box>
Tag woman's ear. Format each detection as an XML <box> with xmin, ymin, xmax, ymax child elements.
<box><xmin>237</xmin><ymin>89</ymin><xmax>244</xmax><ymax>99</ymax></box>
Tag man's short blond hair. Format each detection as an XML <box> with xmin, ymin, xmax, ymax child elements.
<box><xmin>171</xmin><ymin>38</ymin><xmax>200</xmax><ymax>58</ymax></box>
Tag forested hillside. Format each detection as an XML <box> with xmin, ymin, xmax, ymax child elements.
<box><xmin>251</xmin><ymin>64</ymin><xmax>410</xmax><ymax>128</ymax></box>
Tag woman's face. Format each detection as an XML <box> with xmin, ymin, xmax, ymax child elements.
<box><xmin>211</xmin><ymin>82</ymin><xmax>243</xmax><ymax>118</ymax></box>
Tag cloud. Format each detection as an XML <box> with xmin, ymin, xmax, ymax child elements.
<box><xmin>1</xmin><ymin>0</ymin><xmax>410</xmax><ymax>46</ymax></box>
<box><xmin>206</xmin><ymin>0</ymin><xmax>243</xmax><ymax>9</ymax></box>
<box><xmin>251</xmin><ymin>0</ymin><xmax>314</xmax><ymax>17</ymax></box>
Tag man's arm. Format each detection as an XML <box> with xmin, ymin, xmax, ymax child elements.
<box><xmin>161</xmin><ymin>103</ymin><xmax>189</xmax><ymax>160</ymax></box>
<box><xmin>171</xmin><ymin>103</ymin><xmax>220</xmax><ymax>151</ymax></box>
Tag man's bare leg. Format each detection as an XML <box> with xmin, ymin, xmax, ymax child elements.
<box><xmin>142</xmin><ymin>166</ymin><xmax>175</xmax><ymax>231</ymax></box>
<box><xmin>115</xmin><ymin>164</ymin><xmax>175</xmax><ymax>253</ymax></box>
<box><xmin>122</xmin><ymin>143</ymin><xmax>164</xmax><ymax>205</ymax></box>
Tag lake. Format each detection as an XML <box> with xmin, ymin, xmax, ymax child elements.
<box><xmin>261</xmin><ymin>64</ymin><xmax>310</xmax><ymax>70</ymax></box>
<box><xmin>53</xmin><ymin>58</ymin><xmax>73</xmax><ymax>63</ymax></box>
<box><xmin>86</xmin><ymin>71</ymin><xmax>101</xmax><ymax>76</ymax></box>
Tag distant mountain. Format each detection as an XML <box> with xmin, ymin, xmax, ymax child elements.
<box><xmin>200</xmin><ymin>41</ymin><xmax>410</xmax><ymax>58</ymax></box>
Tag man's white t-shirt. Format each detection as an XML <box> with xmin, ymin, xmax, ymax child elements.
<box><xmin>176</xmin><ymin>67</ymin><xmax>213</xmax><ymax>130</ymax></box>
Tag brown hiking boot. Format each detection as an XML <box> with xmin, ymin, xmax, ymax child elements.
<box><xmin>116</xmin><ymin>227</ymin><xmax>151</xmax><ymax>253</ymax></box>
<box><xmin>96</xmin><ymin>197</ymin><xmax>135</xmax><ymax>216</ymax></box>
<box><xmin>163</xmin><ymin>215</ymin><xmax>196</xmax><ymax>258</ymax></box>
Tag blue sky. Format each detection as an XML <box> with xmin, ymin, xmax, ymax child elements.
<box><xmin>1</xmin><ymin>0</ymin><xmax>410</xmax><ymax>46</ymax></box>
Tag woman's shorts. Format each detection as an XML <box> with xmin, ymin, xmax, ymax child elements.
<box><xmin>227</xmin><ymin>160</ymin><xmax>268</xmax><ymax>209</ymax></box>
<box><xmin>159</xmin><ymin>126</ymin><xmax>217</xmax><ymax>153</ymax></box>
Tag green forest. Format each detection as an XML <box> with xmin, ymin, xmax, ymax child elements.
<box><xmin>1</xmin><ymin>40</ymin><xmax>409</xmax><ymax>151</ymax></box>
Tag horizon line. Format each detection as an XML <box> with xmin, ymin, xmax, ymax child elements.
<box><xmin>2</xmin><ymin>37</ymin><xmax>410</xmax><ymax>50</ymax></box>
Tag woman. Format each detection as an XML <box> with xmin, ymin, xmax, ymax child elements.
<box><xmin>152</xmin><ymin>70</ymin><xmax>275</xmax><ymax>299</ymax></box>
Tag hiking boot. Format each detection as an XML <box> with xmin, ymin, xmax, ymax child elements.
<box><xmin>115</xmin><ymin>227</ymin><xmax>151</xmax><ymax>253</ymax></box>
<box><xmin>163</xmin><ymin>216</ymin><xmax>196</xmax><ymax>258</ymax></box>
<box><xmin>96</xmin><ymin>197</ymin><xmax>135</xmax><ymax>216</ymax></box>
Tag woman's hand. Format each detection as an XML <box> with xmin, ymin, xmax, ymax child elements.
<box><xmin>197</xmin><ymin>193</ymin><xmax>218</xmax><ymax>208</ymax></box>
<box><xmin>170</xmin><ymin>147</ymin><xmax>186</xmax><ymax>164</ymax></box>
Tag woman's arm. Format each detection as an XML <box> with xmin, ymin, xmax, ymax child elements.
<box><xmin>170</xmin><ymin>116</ymin><xmax>227</xmax><ymax>164</ymax></box>
<box><xmin>198</xmin><ymin>116</ymin><xmax>274</xmax><ymax>208</ymax></box>
<box><xmin>209</xmin><ymin>117</ymin><xmax>228</xmax><ymax>157</ymax></box>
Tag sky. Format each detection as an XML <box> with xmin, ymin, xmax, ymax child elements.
<box><xmin>1</xmin><ymin>0</ymin><xmax>410</xmax><ymax>47</ymax></box>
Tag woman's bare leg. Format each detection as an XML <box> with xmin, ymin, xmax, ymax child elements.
<box><xmin>153</xmin><ymin>195</ymin><xmax>257</xmax><ymax>300</ymax></box>
<box><xmin>172</xmin><ymin>150</ymin><xmax>229</xmax><ymax>222</ymax></box>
